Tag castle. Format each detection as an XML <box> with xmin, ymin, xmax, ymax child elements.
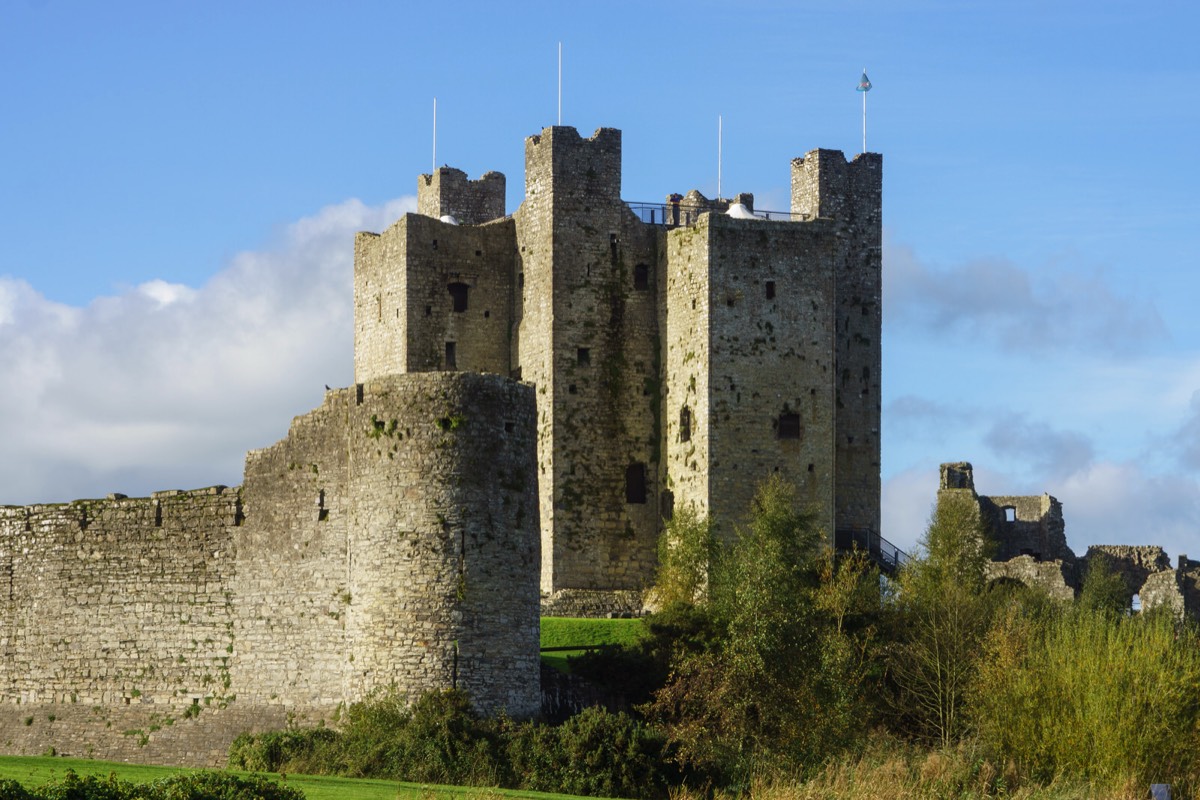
<box><xmin>0</xmin><ymin>124</ymin><xmax>881</xmax><ymax>765</ymax></box>
<box><xmin>356</xmin><ymin>125</ymin><xmax>883</xmax><ymax>607</ymax></box>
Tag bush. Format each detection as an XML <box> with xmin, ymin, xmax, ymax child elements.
<box><xmin>8</xmin><ymin>771</ymin><xmax>303</xmax><ymax>800</ymax></box>
<box><xmin>507</xmin><ymin>706</ymin><xmax>670</xmax><ymax>799</ymax></box>
<box><xmin>974</xmin><ymin>606</ymin><xmax>1200</xmax><ymax>791</ymax></box>
<box><xmin>227</xmin><ymin>727</ymin><xmax>338</xmax><ymax>773</ymax></box>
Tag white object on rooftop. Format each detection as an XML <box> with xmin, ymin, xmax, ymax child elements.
<box><xmin>440</xmin><ymin>215</ymin><xmax>459</xmax><ymax>225</ymax></box>
<box><xmin>726</xmin><ymin>203</ymin><xmax>756</xmax><ymax>219</ymax></box>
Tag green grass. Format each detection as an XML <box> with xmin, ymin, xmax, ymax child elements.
<box><xmin>539</xmin><ymin>617</ymin><xmax>647</xmax><ymax>674</ymax></box>
<box><xmin>0</xmin><ymin>756</ymin><xmax>604</xmax><ymax>800</ymax></box>
<box><xmin>539</xmin><ymin>617</ymin><xmax>647</xmax><ymax>649</ymax></box>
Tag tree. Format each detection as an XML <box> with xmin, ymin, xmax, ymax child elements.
<box><xmin>645</xmin><ymin>504</ymin><xmax>716</xmax><ymax>610</ymax></box>
<box><xmin>645</xmin><ymin>476</ymin><xmax>878</xmax><ymax>783</ymax></box>
<box><xmin>889</xmin><ymin>491</ymin><xmax>993</xmax><ymax>747</ymax></box>
<box><xmin>1077</xmin><ymin>554</ymin><xmax>1131</xmax><ymax>616</ymax></box>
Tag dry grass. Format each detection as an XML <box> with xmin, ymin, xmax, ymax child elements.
<box><xmin>665</xmin><ymin>735</ymin><xmax>1169</xmax><ymax>800</ymax></box>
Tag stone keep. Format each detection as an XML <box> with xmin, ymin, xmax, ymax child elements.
<box><xmin>355</xmin><ymin>126</ymin><xmax>883</xmax><ymax>606</ymax></box>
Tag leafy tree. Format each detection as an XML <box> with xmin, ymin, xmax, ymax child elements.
<box><xmin>1077</xmin><ymin>554</ymin><xmax>1131</xmax><ymax>616</ymax></box>
<box><xmin>645</xmin><ymin>475</ymin><xmax>878</xmax><ymax>783</ymax></box>
<box><xmin>888</xmin><ymin>491</ymin><xmax>993</xmax><ymax>747</ymax></box>
<box><xmin>645</xmin><ymin>504</ymin><xmax>716</xmax><ymax>609</ymax></box>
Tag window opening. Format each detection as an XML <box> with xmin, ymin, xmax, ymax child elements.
<box><xmin>634</xmin><ymin>264</ymin><xmax>649</xmax><ymax>290</ymax></box>
<box><xmin>680</xmin><ymin>406</ymin><xmax>692</xmax><ymax>442</ymax></box>
<box><xmin>1004</xmin><ymin>507</ymin><xmax>1016</xmax><ymax>523</ymax></box>
<box><xmin>661</xmin><ymin>490</ymin><xmax>675</xmax><ymax>521</ymax></box>
<box><xmin>777</xmin><ymin>413</ymin><xmax>801</xmax><ymax>440</ymax></box>
<box><xmin>625</xmin><ymin>463</ymin><xmax>647</xmax><ymax>504</ymax></box>
<box><xmin>445</xmin><ymin>341</ymin><xmax>457</xmax><ymax>370</ymax></box>
<box><xmin>765</xmin><ymin>280</ymin><xmax>776</xmax><ymax>299</ymax></box>
<box><xmin>448</xmin><ymin>282</ymin><xmax>469</xmax><ymax>312</ymax></box>
<box><xmin>577</xmin><ymin>347</ymin><xmax>590</xmax><ymax>366</ymax></box>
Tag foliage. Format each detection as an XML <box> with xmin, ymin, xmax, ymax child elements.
<box><xmin>645</xmin><ymin>475</ymin><xmax>880</xmax><ymax>785</ymax></box>
<box><xmin>645</xmin><ymin>505</ymin><xmax>716</xmax><ymax>609</ymax></box>
<box><xmin>1076</xmin><ymin>555</ymin><xmax>1131</xmax><ymax>616</ymax></box>
<box><xmin>229</xmin><ymin>690</ymin><xmax>671</xmax><ymax>799</ymax></box>
<box><xmin>973</xmin><ymin>605</ymin><xmax>1200</xmax><ymax>792</ymax></box>
<box><xmin>0</xmin><ymin>770</ymin><xmax>304</xmax><ymax>800</ymax></box>
<box><xmin>666</xmin><ymin>732</ymin><xmax>1110</xmax><ymax>800</ymax></box>
<box><xmin>888</xmin><ymin>493</ymin><xmax>993</xmax><ymax>747</ymax></box>
<box><xmin>506</xmin><ymin>706</ymin><xmax>670</xmax><ymax>798</ymax></box>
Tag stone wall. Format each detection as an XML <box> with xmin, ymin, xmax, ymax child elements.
<box><xmin>664</xmin><ymin>213</ymin><xmax>839</xmax><ymax>542</ymax></box>
<box><xmin>0</xmin><ymin>488</ymin><xmax>240</xmax><ymax>709</ymax></box>
<box><xmin>0</xmin><ymin>372</ymin><xmax>541</xmax><ymax>763</ymax></box>
<box><xmin>936</xmin><ymin>462</ymin><xmax>1200</xmax><ymax>618</ymax></box>
<box><xmin>517</xmin><ymin>127</ymin><xmax>660</xmax><ymax>593</ymax></box>
<box><xmin>417</xmin><ymin>168</ymin><xmax>506</xmax><ymax>225</ymax></box>
<box><xmin>353</xmin><ymin>214</ymin><xmax>516</xmax><ymax>382</ymax></box>
<box><xmin>985</xmin><ymin>556</ymin><xmax>1075</xmax><ymax>602</ymax></box>
<box><xmin>792</xmin><ymin>150</ymin><xmax>883</xmax><ymax>546</ymax></box>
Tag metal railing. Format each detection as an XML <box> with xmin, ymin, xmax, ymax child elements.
<box><xmin>835</xmin><ymin>528</ymin><xmax>909</xmax><ymax>574</ymax></box>
<box><xmin>626</xmin><ymin>201</ymin><xmax>807</xmax><ymax>227</ymax></box>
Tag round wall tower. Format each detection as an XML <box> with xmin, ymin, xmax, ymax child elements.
<box><xmin>345</xmin><ymin>372</ymin><xmax>540</xmax><ymax>717</ymax></box>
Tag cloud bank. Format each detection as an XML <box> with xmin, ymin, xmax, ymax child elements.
<box><xmin>884</xmin><ymin>241</ymin><xmax>1167</xmax><ymax>355</ymax></box>
<box><xmin>0</xmin><ymin>197</ymin><xmax>414</xmax><ymax>505</ymax></box>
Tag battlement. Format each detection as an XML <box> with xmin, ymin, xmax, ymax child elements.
<box><xmin>791</xmin><ymin>148</ymin><xmax>883</xmax><ymax>222</ymax></box>
<box><xmin>417</xmin><ymin>167</ymin><xmax>506</xmax><ymax>225</ymax></box>
<box><xmin>524</xmin><ymin>126</ymin><xmax>621</xmax><ymax>202</ymax></box>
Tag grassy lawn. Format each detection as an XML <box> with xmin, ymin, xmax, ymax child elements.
<box><xmin>539</xmin><ymin>617</ymin><xmax>647</xmax><ymax>673</ymax></box>
<box><xmin>0</xmin><ymin>756</ymin><xmax>607</xmax><ymax>800</ymax></box>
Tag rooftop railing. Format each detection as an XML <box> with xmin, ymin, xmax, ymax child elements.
<box><xmin>626</xmin><ymin>201</ymin><xmax>807</xmax><ymax>227</ymax></box>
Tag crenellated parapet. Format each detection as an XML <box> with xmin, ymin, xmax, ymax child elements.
<box><xmin>417</xmin><ymin>167</ymin><xmax>506</xmax><ymax>225</ymax></box>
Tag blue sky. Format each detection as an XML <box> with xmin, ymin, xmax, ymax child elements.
<box><xmin>3</xmin><ymin>1</ymin><xmax>1198</xmax><ymax>559</ymax></box>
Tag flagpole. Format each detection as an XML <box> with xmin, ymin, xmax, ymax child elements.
<box><xmin>856</xmin><ymin>69</ymin><xmax>872</xmax><ymax>154</ymax></box>
<box><xmin>862</xmin><ymin>84</ymin><xmax>866</xmax><ymax>153</ymax></box>
<box><xmin>717</xmin><ymin>114</ymin><xmax>722</xmax><ymax>199</ymax></box>
<box><xmin>557</xmin><ymin>42</ymin><xmax>562</xmax><ymax>126</ymax></box>
<box><xmin>433</xmin><ymin>97</ymin><xmax>437</xmax><ymax>172</ymax></box>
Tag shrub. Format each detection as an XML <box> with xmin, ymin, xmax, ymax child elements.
<box><xmin>507</xmin><ymin>706</ymin><xmax>670</xmax><ymax>799</ymax></box>
<box><xmin>8</xmin><ymin>771</ymin><xmax>303</xmax><ymax>800</ymax></box>
<box><xmin>974</xmin><ymin>606</ymin><xmax>1200</xmax><ymax>792</ymax></box>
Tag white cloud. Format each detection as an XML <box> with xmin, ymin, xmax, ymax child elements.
<box><xmin>0</xmin><ymin>196</ymin><xmax>415</xmax><ymax>505</ymax></box>
<box><xmin>884</xmin><ymin>239</ymin><xmax>1167</xmax><ymax>355</ymax></box>
<box><xmin>881</xmin><ymin>464</ymin><xmax>939</xmax><ymax>554</ymax></box>
<box><xmin>982</xmin><ymin>413</ymin><xmax>1095</xmax><ymax>482</ymax></box>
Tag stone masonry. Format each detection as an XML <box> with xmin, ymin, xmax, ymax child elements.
<box><xmin>936</xmin><ymin>462</ymin><xmax>1200</xmax><ymax>617</ymax></box>
<box><xmin>354</xmin><ymin>125</ymin><xmax>883</xmax><ymax>604</ymax></box>
<box><xmin>0</xmin><ymin>373</ymin><xmax>540</xmax><ymax>765</ymax></box>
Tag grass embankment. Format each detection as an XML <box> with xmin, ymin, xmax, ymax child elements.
<box><xmin>0</xmin><ymin>756</ymin><xmax>601</xmax><ymax>800</ymax></box>
<box><xmin>539</xmin><ymin>617</ymin><xmax>647</xmax><ymax>673</ymax></box>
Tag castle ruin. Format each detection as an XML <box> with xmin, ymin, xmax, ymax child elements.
<box><xmin>0</xmin><ymin>124</ymin><xmax>882</xmax><ymax>763</ymax></box>
<box><xmin>937</xmin><ymin>462</ymin><xmax>1200</xmax><ymax>617</ymax></box>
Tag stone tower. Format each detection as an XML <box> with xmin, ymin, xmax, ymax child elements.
<box><xmin>353</xmin><ymin>124</ymin><xmax>884</xmax><ymax>604</ymax></box>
